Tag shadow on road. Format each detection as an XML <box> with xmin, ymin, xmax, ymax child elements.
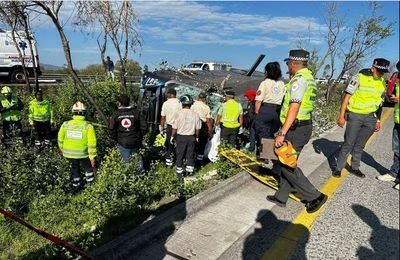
<box><xmin>312</xmin><ymin>138</ymin><xmax>341</xmax><ymax>171</ymax></box>
<box><xmin>353</xmin><ymin>204</ymin><xmax>399</xmax><ymax>260</ymax></box>
<box><xmin>361</xmin><ymin>152</ymin><xmax>389</xmax><ymax>175</ymax></box>
<box><xmin>242</xmin><ymin>209</ymin><xmax>309</xmax><ymax>260</ymax></box>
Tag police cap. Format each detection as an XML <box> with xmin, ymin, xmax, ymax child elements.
<box><xmin>284</xmin><ymin>49</ymin><xmax>310</xmax><ymax>62</ymax></box>
<box><xmin>225</xmin><ymin>90</ymin><xmax>235</xmax><ymax>97</ymax></box>
<box><xmin>372</xmin><ymin>58</ymin><xmax>390</xmax><ymax>73</ymax></box>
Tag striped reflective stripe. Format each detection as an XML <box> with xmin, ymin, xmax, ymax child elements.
<box><xmin>176</xmin><ymin>167</ymin><xmax>184</xmax><ymax>174</ymax></box>
<box><xmin>186</xmin><ymin>166</ymin><xmax>194</xmax><ymax>172</ymax></box>
<box><xmin>62</xmin><ymin>148</ymin><xmax>88</xmax><ymax>158</ymax></box>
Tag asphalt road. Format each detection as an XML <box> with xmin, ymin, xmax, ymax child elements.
<box><xmin>128</xmin><ymin>110</ymin><xmax>399</xmax><ymax>260</ymax></box>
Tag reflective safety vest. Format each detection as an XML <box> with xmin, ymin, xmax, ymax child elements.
<box><xmin>347</xmin><ymin>73</ymin><xmax>385</xmax><ymax>115</ymax></box>
<box><xmin>221</xmin><ymin>99</ymin><xmax>242</xmax><ymax>128</ymax></box>
<box><xmin>0</xmin><ymin>96</ymin><xmax>22</xmax><ymax>122</ymax></box>
<box><xmin>280</xmin><ymin>68</ymin><xmax>317</xmax><ymax>124</ymax></box>
<box><xmin>58</xmin><ymin>115</ymin><xmax>97</xmax><ymax>159</ymax></box>
<box><xmin>28</xmin><ymin>98</ymin><xmax>53</xmax><ymax>125</ymax></box>
<box><xmin>395</xmin><ymin>82</ymin><xmax>399</xmax><ymax>124</ymax></box>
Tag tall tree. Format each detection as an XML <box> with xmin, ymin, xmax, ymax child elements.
<box><xmin>0</xmin><ymin>1</ymin><xmax>32</xmax><ymax>92</ymax></box>
<box><xmin>74</xmin><ymin>0</ymin><xmax>141</xmax><ymax>93</ymax></box>
<box><xmin>32</xmin><ymin>1</ymin><xmax>107</xmax><ymax>124</ymax></box>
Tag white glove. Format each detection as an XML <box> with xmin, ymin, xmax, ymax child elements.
<box><xmin>238</xmin><ymin>126</ymin><xmax>245</xmax><ymax>135</ymax></box>
<box><xmin>196</xmin><ymin>137</ymin><xmax>199</xmax><ymax>142</ymax></box>
<box><xmin>170</xmin><ymin>137</ymin><xmax>175</xmax><ymax>144</ymax></box>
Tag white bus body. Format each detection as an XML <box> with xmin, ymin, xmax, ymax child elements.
<box><xmin>0</xmin><ymin>29</ymin><xmax>41</xmax><ymax>82</ymax></box>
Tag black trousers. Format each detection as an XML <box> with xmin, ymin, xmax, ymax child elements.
<box><xmin>176</xmin><ymin>135</ymin><xmax>196</xmax><ymax>168</ymax></box>
<box><xmin>33</xmin><ymin>120</ymin><xmax>51</xmax><ymax>141</ymax></box>
<box><xmin>221</xmin><ymin>126</ymin><xmax>239</xmax><ymax>147</ymax></box>
<box><xmin>2</xmin><ymin>120</ymin><xmax>22</xmax><ymax>139</ymax></box>
<box><xmin>69</xmin><ymin>158</ymin><xmax>94</xmax><ymax>190</ymax></box>
<box><xmin>196</xmin><ymin>122</ymin><xmax>209</xmax><ymax>156</ymax></box>
<box><xmin>164</xmin><ymin>124</ymin><xmax>174</xmax><ymax>160</ymax></box>
<box><xmin>254</xmin><ymin>104</ymin><xmax>281</xmax><ymax>140</ymax></box>
<box><xmin>274</xmin><ymin>124</ymin><xmax>321</xmax><ymax>203</ymax></box>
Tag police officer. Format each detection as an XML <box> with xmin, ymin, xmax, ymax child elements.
<box><xmin>377</xmin><ymin>61</ymin><xmax>399</xmax><ymax>187</ymax></box>
<box><xmin>29</xmin><ymin>90</ymin><xmax>53</xmax><ymax>147</ymax></box>
<box><xmin>58</xmin><ymin>102</ymin><xmax>97</xmax><ymax>193</ymax></box>
<box><xmin>215</xmin><ymin>90</ymin><xmax>243</xmax><ymax>147</ymax></box>
<box><xmin>268</xmin><ymin>49</ymin><xmax>327</xmax><ymax>214</ymax></box>
<box><xmin>109</xmin><ymin>94</ymin><xmax>144</xmax><ymax>172</ymax></box>
<box><xmin>160</xmin><ymin>88</ymin><xmax>182</xmax><ymax>166</ymax></box>
<box><xmin>333</xmin><ymin>58</ymin><xmax>390</xmax><ymax>178</ymax></box>
<box><xmin>0</xmin><ymin>86</ymin><xmax>23</xmax><ymax>145</ymax></box>
<box><xmin>171</xmin><ymin>95</ymin><xmax>202</xmax><ymax>175</ymax></box>
<box><xmin>254</xmin><ymin>62</ymin><xmax>286</xmax><ymax>150</ymax></box>
<box><xmin>191</xmin><ymin>92</ymin><xmax>212</xmax><ymax>161</ymax></box>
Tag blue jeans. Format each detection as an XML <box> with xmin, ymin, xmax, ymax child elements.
<box><xmin>118</xmin><ymin>145</ymin><xmax>144</xmax><ymax>172</ymax></box>
<box><xmin>389</xmin><ymin>124</ymin><xmax>400</xmax><ymax>179</ymax></box>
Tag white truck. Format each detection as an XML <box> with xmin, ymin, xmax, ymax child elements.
<box><xmin>182</xmin><ymin>61</ymin><xmax>232</xmax><ymax>72</ymax></box>
<box><xmin>0</xmin><ymin>28</ymin><xmax>41</xmax><ymax>83</ymax></box>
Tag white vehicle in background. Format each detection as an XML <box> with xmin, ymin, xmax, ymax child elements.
<box><xmin>182</xmin><ymin>61</ymin><xmax>232</xmax><ymax>72</ymax></box>
<box><xmin>0</xmin><ymin>28</ymin><xmax>41</xmax><ymax>83</ymax></box>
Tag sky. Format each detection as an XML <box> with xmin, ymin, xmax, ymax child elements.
<box><xmin>1</xmin><ymin>1</ymin><xmax>399</xmax><ymax>76</ymax></box>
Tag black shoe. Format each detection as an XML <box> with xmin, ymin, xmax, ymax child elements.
<box><xmin>349</xmin><ymin>169</ymin><xmax>365</xmax><ymax>178</ymax></box>
<box><xmin>306</xmin><ymin>194</ymin><xmax>328</xmax><ymax>213</ymax></box>
<box><xmin>266</xmin><ymin>195</ymin><xmax>286</xmax><ymax>207</ymax></box>
<box><xmin>332</xmin><ymin>170</ymin><xmax>341</xmax><ymax>178</ymax></box>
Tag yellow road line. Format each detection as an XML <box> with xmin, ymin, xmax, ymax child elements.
<box><xmin>262</xmin><ymin>108</ymin><xmax>393</xmax><ymax>260</ymax></box>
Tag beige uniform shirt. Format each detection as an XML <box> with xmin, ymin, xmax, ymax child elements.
<box><xmin>191</xmin><ymin>100</ymin><xmax>211</xmax><ymax>123</ymax></box>
<box><xmin>255</xmin><ymin>78</ymin><xmax>286</xmax><ymax>105</ymax></box>
<box><xmin>160</xmin><ymin>98</ymin><xmax>182</xmax><ymax>125</ymax></box>
<box><xmin>172</xmin><ymin>109</ymin><xmax>202</xmax><ymax>135</ymax></box>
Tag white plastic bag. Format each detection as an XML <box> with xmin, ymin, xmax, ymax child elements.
<box><xmin>205</xmin><ymin>127</ymin><xmax>221</xmax><ymax>162</ymax></box>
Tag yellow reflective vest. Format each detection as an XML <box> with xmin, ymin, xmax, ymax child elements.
<box><xmin>347</xmin><ymin>72</ymin><xmax>386</xmax><ymax>115</ymax></box>
<box><xmin>58</xmin><ymin>115</ymin><xmax>97</xmax><ymax>159</ymax></box>
<box><xmin>28</xmin><ymin>98</ymin><xmax>53</xmax><ymax>125</ymax></box>
<box><xmin>280</xmin><ymin>68</ymin><xmax>317</xmax><ymax>124</ymax></box>
<box><xmin>220</xmin><ymin>99</ymin><xmax>242</xmax><ymax>128</ymax></box>
<box><xmin>0</xmin><ymin>96</ymin><xmax>23</xmax><ymax>122</ymax></box>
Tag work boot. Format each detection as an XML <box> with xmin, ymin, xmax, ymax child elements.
<box><xmin>306</xmin><ymin>193</ymin><xmax>328</xmax><ymax>213</ymax></box>
<box><xmin>332</xmin><ymin>170</ymin><xmax>341</xmax><ymax>178</ymax></box>
<box><xmin>266</xmin><ymin>195</ymin><xmax>286</xmax><ymax>207</ymax></box>
<box><xmin>349</xmin><ymin>169</ymin><xmax>365</xmax><ymax>178</ymax></box>
<box><xmin>376</xmin><ymin>173</ymin><xmax>396</xmax><ymax>182</ymax></box>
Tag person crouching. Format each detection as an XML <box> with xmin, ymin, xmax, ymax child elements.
<box><xmin>171</xmin><ymin>95</ymin><xmax>202</xmax><ymax>176</ymax></box>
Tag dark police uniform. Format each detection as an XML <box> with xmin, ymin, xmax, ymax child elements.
<box><xmin>334</xmin><ymin>58</ymin><xmax>389</xmax><ymax>177</ymax></box>
<box><xmin>272</xmin><ymin>50</ymin><xmax>325</xmax><ymax>210</ymax></box>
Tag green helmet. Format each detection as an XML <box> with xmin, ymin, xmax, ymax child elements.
<box><xmin>1</xmin><ymin>86</ymin><xmax>12</xmax><ymax>94</ymax></box>
<box><xmin>179</xmin><ymin>94</ymin><xmax>193</xmax><ymax>106</ymax></box>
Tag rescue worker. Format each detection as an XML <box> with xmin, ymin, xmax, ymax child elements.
<box><xmin>376</xmin><ymin>61</ymin><xmax>399</xmax><ymax>190</ymax></box>
<box><xmin>0</xmin><ymin>86</ymin><xmax>23</xmax><ymax>145</ymax></box>
<box><xmin>58</xmin><ymin>102</ymin><xmax>97</xmax><ymax>193</ymax></box>
<box><xmin>109</xmin><ymin>94</ymin><xmax>144</xmax><ymax>173</ymax></box>
<box><xmin>254</xmin><ymin>62</ymin><xmax>286</xmax><ymax>150</ymax></box>
<box><xmin>333</xmin><ymin>58</ymin><xmax>390</xmax><ymax>178</ymax></box>
<box><xmin>171</xmin><ymin>95</ymin><xmax>201</xmax><ymax>175</ymax></box>
<box><xmin>215</xmin><ymin>90</ymin><xmax>243</xmax><ymax>147</ymax></box>
<box><xmin>160</xmin><ymin>88</ymin><xmax>182</xmax><ymax>166</ymax></box>
<box><xmin>268</xmin><ymin>49</ymin><xmax>327</xmax><ymax>213</ymax></box>
<box><xmin>191</xmin><ymin>92</ymin><xmax>212</xmax><ymax>162</ymax></box>
<box><xmin>243</xmin><ymin>89</ymin><xmax>257</xmax><ymax>152</ymax></box>
<box><xmin>28</xmin><ymin>90</ymin><xmax>53</xmax><ymax>147</ymax></box>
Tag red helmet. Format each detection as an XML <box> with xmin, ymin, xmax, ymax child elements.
<box><xmin>244</xmin><ymin>89</ymin><xmax>257</xmax><ymax>102</ymax></box>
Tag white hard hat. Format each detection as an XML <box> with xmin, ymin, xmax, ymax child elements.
<box><xmin>72</xmin><ymin>101</ymin><xmax>87</xmax><ymax>112</ymax></box>
<box><xmin>1</xmin><ymin>86</ymin><xmax>12</xmax><ymax>94</ymax></box>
